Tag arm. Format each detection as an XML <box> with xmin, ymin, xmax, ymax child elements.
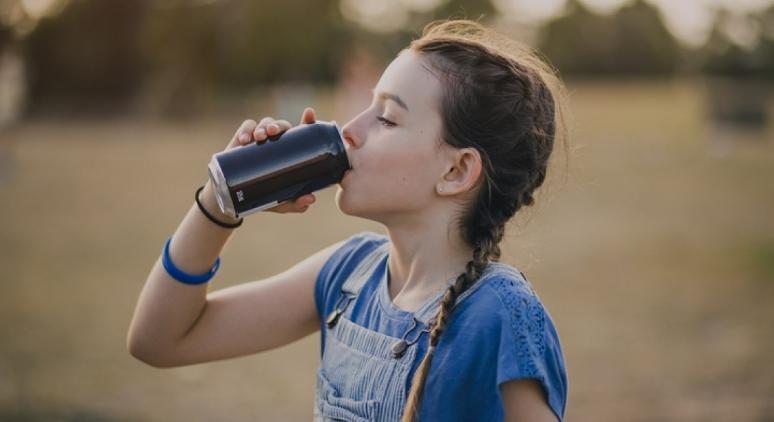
<box><xmin>501</xmin><ymin>379</ymin><xmax>559</xmax><ymax>422</ymax></box>
<box><xmin>127</xmin><ymin>110</ymin><xmax>329</xmax><ymax>368</ymax></box>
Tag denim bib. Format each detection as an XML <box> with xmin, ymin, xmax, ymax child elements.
<box><xmin>314</xmin><ymin>233</ymin><xmax>567</xmax><ymax>422</ymax></box>
<box><xmin>315</xmin><ymin>241</ymin><xmax>436</xmax><ymax>421</ymax></box>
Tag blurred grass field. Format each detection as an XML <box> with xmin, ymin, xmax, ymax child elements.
<box><xmin>1</xmin><ymin>80</ymin><xmax>773</xmax><ymax>421</ymax></box>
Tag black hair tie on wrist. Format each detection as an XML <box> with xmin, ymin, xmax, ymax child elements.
<box><xmin>195</xmin><ymin>185</ymin><xmax>243</xmax><ymax>229</ymax></box>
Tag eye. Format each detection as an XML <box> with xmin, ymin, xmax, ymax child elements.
<box><xmin>376</xmin><ymin>116</ymin><xmax>396</xmax><ymax>127</ymax></box>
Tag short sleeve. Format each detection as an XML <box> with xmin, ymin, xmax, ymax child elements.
<box><xmin>313</xmin><ymin>230</ymin><xmax>388</xmax><ymax>325</ymax></box>
<box><xmin>489</xmin><ymin>276</ymin><xmax>568</xmax><ymax>421</ymax></box>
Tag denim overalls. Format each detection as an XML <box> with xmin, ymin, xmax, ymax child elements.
<box><xmin>314</xmin><ymin>232</ymin><xmax>567</xmax><ymax>422</ymax></box>
<box><xmin>313</xmin><ymin>240</ymin><xmax>418</xmax><ymax>421</ymax></box>
<box><xmin>313</xmin><ymin>241</ymin><xmax>507</xmax><ymax>422</ymax></box>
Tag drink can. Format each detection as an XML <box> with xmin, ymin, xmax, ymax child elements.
<box><xmin>208</xmin><ymin>120</ymin><xmax>350</xmax><ymax>219</ymax></box>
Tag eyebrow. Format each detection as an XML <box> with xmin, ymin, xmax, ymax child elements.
<box><xmin>372</xmin><ymin>89</ymin><xmax>409</xmax><ymax>111</ymax></box>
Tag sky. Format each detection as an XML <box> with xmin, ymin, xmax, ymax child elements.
<box><xmin>10</xmin><ymin>0</ymin><xmax>774</xmax><ymax>48</ymax></box>
<box><xmin>495</xmin><ymin>0</ymin><xmax>773</xmax><ymax>46</ymax></box>
<box><xmin>342</xmin><ymin>0</ymin><xmax>774</xmax><ymax>47</ymax></box>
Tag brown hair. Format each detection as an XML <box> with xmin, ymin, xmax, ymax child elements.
<box><xmin>400</xmin><ymin>20</ymin><xmax>569</xmax><ymax>421</ymax></box>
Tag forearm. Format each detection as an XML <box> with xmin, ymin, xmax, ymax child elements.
<box><xmin>127</xmin><ymin>181</ymin><xmax>238</xmax><ymax>364</ymax></box>
<box><xmin>127</xmin><ymin>113</ymin><xmax>319</xmax><ymax>366</ymax></box>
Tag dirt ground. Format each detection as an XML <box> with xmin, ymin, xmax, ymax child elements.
<box><xmin>1</xmin><ymin>80</ymin><xmax>773</xmax><ymax>421</ymax></box>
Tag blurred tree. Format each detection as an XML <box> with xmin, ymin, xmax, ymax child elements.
<box><xmin>139</xmin><ymin>0</ymin><xmax>350</xmax><ymax>116</ymax></box>
<box><xmin>538</xmin><ymin>0</ymin><xmax>681</xmax><ymax>77</ymax></box>
<box><xmin>1</xmin><ymin>0</ymin><xmax>70</xmax><ymax>40</ymax></box>
<box><xmin>17</xmin><ymin>0</ymin><xmax>774</xmax><ymax>118</ymax></box>
<box><xmin>427</xmin><ymin>0</ymin><xmax>495</xmax><ymax>22</ymax></box>
<box><xmin>24</xmin><ymin>0</ymin><xmax>148</xmax><ymax>112</ymax></box>
<box><xmin>212</xmin><ymin>0</ymin><xmax>348</xmax><ymax>86</ymax></box>
<box><xmin>0</xmin><ymin>26</ymin><xmax>9</xmax><ymax>53</ymax></box>
<box><xmin>336</xmin><ymin>0</ymin><xmax>498</xmax><ymax>66</ymax></box>
<box><xmin>138</xmin><ymin>1</ymin><xmax>221</xmax><ymax>116</ymax></box>
<box><xmin>700</xmin><ymin>8</ymin><xmax>774</xmax><ymax>80</ymax></box>
<box><xmin>699</xmin><ymin>7</ymin><xmax>774</xmax><ymax>129</ymax></box>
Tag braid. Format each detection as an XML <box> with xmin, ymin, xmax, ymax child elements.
<box><xmin>398</xmin><ymin>18</ymin><xmax>566</xmax><ymax>422</ymax></box>
<box><xmin>401</xmin><ymin>221</ymin><xmax>504</xmax><ymax>422</ymax></box>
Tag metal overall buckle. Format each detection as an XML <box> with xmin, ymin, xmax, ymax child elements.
<box><xmin>390</xmin><ymin>316</ymin><xmax>433</xmax><ymax>359</ymax></box>
<box><xmin>326</xmin><ymin>293</ymin><xmax>355</xmax><ymax>329</ymax></box>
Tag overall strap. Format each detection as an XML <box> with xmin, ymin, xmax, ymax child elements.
<box><xmin>325</xmin><ymin>241</ymin><xmax>389</xmax><ymax>329</ymax></box>
<box><xmin>341</xmin><ymin>240</ymin><xmax>390</xmax><ymax>295</ymax></box>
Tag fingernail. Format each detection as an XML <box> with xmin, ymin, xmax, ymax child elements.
<box><xmin>239</xmin><ymin>133</ymin><xmax>249</xmax><ymax>143</ymax></box>
<box><xmin>255</xmin><ymin>128</ymin><xmax>266</xmax><ymax>138</ymax></box>
<box><xmin>268</xmin><ymin>123</ymin><xmax>279</xmax><ymax>133</ymax></box>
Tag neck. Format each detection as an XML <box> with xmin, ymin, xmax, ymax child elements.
<box><xmin>383</xmin><ymin>219</ymin><xmax>474</xmax><ymax>303</ymax></box>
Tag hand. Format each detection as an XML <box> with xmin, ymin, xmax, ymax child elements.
<box><xmin>219</xmin><ymin>107</ymin><xmax>319</xmax><ymax>214</ymax></box>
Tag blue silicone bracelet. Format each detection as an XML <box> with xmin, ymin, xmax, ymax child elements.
<box><xmin>162</xmin><ymin>237</ymin><xmax>220</xmax><ymax>285</ymax></box>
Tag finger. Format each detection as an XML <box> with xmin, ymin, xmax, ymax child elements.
<box><xmin>265</xmin><ymin>119</ymin><xmax>290</xmax><ymax>137</ymax></box>
<box><xmin>254</xmin><ymin>117</ymin><xmax>276</xmax><ymax>141</ymax></box>
<box><xmin>258</xmin><ymin>117</ymin><xmax>275</xmax><ymax>127</ymax></box>
<box><xmin>265</xmin><ymin>193</ymin><xmax>315</xmax><ymax>214</ymax></box>
<box><xmin>300</xmin><ymin>107</ymin><xmax>316</xmax><ymax>125</ymax></box>
<box><xmin>274</xmin><ymin>119</ymin><xmax>292</xmax><ymax>132</ymax></box>
<box><xmin>289</xmin><ymin>195</ymin><xmax>315</xmax><ymax>213</ymax></box>
<box><xmin>233</xmin><ymin>119</ymin><xmax>258</xmax><ymax>146</ymax></box>
<box><xmin>296</xmin><ymin>193</ymin><xmax>315</xmax><ymax>206</ymax></box>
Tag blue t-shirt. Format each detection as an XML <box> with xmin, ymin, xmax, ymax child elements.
<box><xmin>314</xmin><ymin>231</ymin><xmax>568</xmax><ymax>421</ymax></box>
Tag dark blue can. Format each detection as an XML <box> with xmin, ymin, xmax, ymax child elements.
<box><xmin>208</xmin><ymin>120</ymin><xmax>350</xmax><ymax>218</ymax></box>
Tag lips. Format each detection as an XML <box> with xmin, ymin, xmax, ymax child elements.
<box><xmin>344</xmin><ymin>157</ymin><xmax>354</xmax><ymax>177</ymax></box>
<box><xmin>341</xmin><ymin>151</ymin><xmax>354</xmax><ymax>183</ymax></box>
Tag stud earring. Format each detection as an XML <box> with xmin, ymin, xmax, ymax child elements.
<box><xmin>437</xmin><ymin>187</ymin><xmax>443</xmax><ymax>193</ymax></box>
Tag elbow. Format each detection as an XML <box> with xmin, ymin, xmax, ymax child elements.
<box><xmin>126</xmin><ymin>336</ymin><xmax>178</xmax><ymax>369</ymax></box>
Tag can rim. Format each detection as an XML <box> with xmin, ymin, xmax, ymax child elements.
<box><xmin>329</xmin><ymin>120</ymin><xmax>352</xmax><ymax>171</ymax></box>
<box><xmin>208</xmin><ymin>155</ymin><xmax>238</xmax><ymax>219</ymax></box>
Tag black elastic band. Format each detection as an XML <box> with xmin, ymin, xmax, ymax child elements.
<box><xmin>195</xmin><ymin>185</ymin><xmax>243</xmax><ymax>229</ymax></box>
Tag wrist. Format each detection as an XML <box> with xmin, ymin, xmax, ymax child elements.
<box><xmin>199</xmin><ymin>181</ymin><xmax>242</xmax><ymax>226</ymax></box>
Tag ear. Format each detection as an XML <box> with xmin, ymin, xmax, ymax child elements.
<box><xmin>437</xmin><ymin>147</ymin><xmax>483</xmax><ymax>196</ymax></box>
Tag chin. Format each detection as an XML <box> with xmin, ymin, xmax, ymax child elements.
<box><xmin>334</xmin><ymin>188</ymin><xmax>381</xmax><ymax>221</ymax></box>
<box><xmin>334</xmin><ymin>187</ymin><xmax>356</xmax><ymax>216</ymax></box>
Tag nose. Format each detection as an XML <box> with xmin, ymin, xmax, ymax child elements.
<box><xmin>341</xmin><ymin>125</ymin><xmax>358</xmax><ymax>149</ymax></box>
<box><xmin>343</xmin><ymin>132</ymin><xmax>356</xmax><ymax>149</ymax></box>
<box><xmin>341</xmin><ymin>110</ymin><xmax>367</xmax><ymax>150</ymax></box>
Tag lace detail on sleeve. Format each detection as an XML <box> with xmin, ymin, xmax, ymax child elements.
<box><xmin>490</xmin><ymin>276</ymin><xmax>547</xmax><ymax>378</ymax></box>
<box><xmin>487</xmin><ymin>271</ymin><xmax>567</xmax><ymax>420</ymax></box>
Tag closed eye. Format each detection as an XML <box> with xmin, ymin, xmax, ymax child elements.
<box><xmin>376</xmin><ymin>116</ymin><xmax>396</xmax><ymax>127</ymax></box>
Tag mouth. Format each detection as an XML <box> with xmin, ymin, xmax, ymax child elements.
<box><xmin>339</xmin><ymin>168</ymin><xmax>353</xmax><ymax>185</ymax></box>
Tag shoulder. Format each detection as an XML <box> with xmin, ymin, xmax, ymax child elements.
<box><xmin>457</xmin><ymin>263</ymin><xmax>548</xmax><ymax>331</ymax></box>
<box><xmin>338</xmin><ymin>230</ymin><xmax>389</xmax><ymax>254</ymax></box>
<box><xmin>476</xmin><ymin>263</ymin><xmax>562</xmax><ymax>368</ymax></box>
<box><xmin>314</xmin><ymin>230</ymin><xmax>388</xmax><ymax>318</ymax></box>
<box><xmin>480</xmin><ymin>264</ymin><xmax>550</xmax><ymax>335</ymax></box>
<box><xmin>447</xmin><ymin>263</ymin><xmax>555</xmax><ymax>355</ymax></box>
<box><xmin>471</xmin><ymin>263</ymin><xmax>568</xmax><ymax>420</ymax></box>
<box><xmin>319</xmin><ymin>230</ymin><xmax>388</xmax><ymax>278</ymax></box>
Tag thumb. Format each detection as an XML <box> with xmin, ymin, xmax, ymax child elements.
<box><xmin>300</xmin><ymin>107</ymin><xmax>317</xmax><ymax>125</ymax></box>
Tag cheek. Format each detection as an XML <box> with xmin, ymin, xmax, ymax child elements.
<box><xmin>370</xmin><ymin>146</ymin><xmax>438</xmax><ymax>191</ymax></box>
<box><xmin>335</xmin><ymin>147</ymin><xmax>439</xmax><ymax>217</ymax></box>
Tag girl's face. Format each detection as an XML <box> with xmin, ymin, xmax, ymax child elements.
<box><xmin>336</xmin><ymin>49</ymin><xmax>454</xmax><ymax>223</ymax></box>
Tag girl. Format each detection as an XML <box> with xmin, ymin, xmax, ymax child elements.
<box><xmin>128</xmin><ymin>19</ymin><xmax>568</xmax><ymax>422</ymax></box>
